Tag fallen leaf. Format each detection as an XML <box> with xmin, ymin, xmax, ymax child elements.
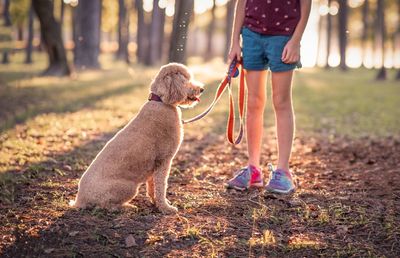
<box><xmin>44</xmin><ymin>248</ymin><xmax>55</xmax><ymax>254</ymax></box>
<box><xmin>125</xmin><ymin>234</ymin><xmax>137</xmax><ymax>248</ymax></box>
<box><xmin>63</xmin><ymin>165</ymin><xmax>72</xmax><ymax>171</ymax></box>
<box><xmin>336</xmin><ymin>225</ymin><xmax>349</xmax><ymax>235</ymax></box>
<box><xmin>69</xmin><ymin>231</ymin><xmax>79</xmax><ymax>237</ymax></box>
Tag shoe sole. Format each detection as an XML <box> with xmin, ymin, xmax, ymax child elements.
<box><xmin>225</xmin><ymin>182</ymin><xmax>264</xmax><ymax>191</ymax></box>
<box><xmin>225</xmin><ymin>184</ymin><xmax>247</xmax><ymax>191</ymax></box>
<box><xmin>265</xmin><ymin>186</ymin><xmax>296</xmax><ymax>194</ymax></box>
<box><xmin>250</xmin><ymin>182</ymin><xmax>264</xmax><ymax>188</ymax></box>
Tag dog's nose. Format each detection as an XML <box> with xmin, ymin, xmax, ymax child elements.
<box><xmin>200</xmin><ymin>88</ymin><xmax>204</xmax><ymax>93</ymax></box>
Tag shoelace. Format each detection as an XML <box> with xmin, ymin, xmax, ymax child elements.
<box><xmin>234</xmin><ymin>167</ymin><xmax>250</xmax><ymax>178</ymax></box>
<box><xmin>271</xmin><ymin>170</ymin><xmax>283</xmax><ymax>181</ymax></box>
<box><xmin>267</xmin><ymin>163</ymin><xmax>278</xmax><ymax>180</ymax></box>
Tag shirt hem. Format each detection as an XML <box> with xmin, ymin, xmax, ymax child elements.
<box><xmin>243</xmin><ymin>25</ymin><xmax>294</xmax><ymax>36</ymax></box>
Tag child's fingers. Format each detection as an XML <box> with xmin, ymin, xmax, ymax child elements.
<box><xmin>289</xmin><ymin>54</ymin><xmax>299</xmax><ymax>64</ymax></box>
<box><xmin>234</xmin><ymin>50</ymin><xmax>240</xmax><ymax>61</ymax></box>
<box><xmin>281</xmin><ymin>47</ymin><xmax>288</xmax><ymax>62</ymax></box>
<box><xmin>228</xmin><ymin>50</ymin><xmax>240</xmax><ymax>63</ymax></box>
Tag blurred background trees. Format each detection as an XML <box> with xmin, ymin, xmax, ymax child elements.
<box><xmin>73</xmin><ymin>0</ymin><xmax>102</xmax><ymax>69</ymax></box>
<box><xmin>32</xmin><ymin>0</ymin><xmax>70</xmax><ymax>76</ymax></box>
<box><xmin>0</xmin><ymin>0</ymin><xmax>399</xmax><ymax>80</ymax></box>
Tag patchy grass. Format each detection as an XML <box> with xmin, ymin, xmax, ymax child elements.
<box><xmin>0</xmin><ymin>53</ymin><xmax>399</xmax><ymax>257</ymax></box>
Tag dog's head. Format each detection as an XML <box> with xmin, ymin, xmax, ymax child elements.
<box><xmin>150</xmin><ymin>63</ymin><xmax>204</xmax><ymax>108</ymax></box>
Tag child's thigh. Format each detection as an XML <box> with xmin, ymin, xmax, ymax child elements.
<box><xmin>245</xmin><ymin>70</ymin><xmax>268</xmax><ymax>100</ymax></box>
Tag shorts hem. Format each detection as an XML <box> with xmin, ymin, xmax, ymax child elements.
<box><xmin>270</xmin><ymin>65</ymin><xmax>300</xmax><ymax>72</ymax></box>
<box><xmin>243</xmin><ymin>63</ymin><xmax>268</xmax><ymax>71</ymax></box>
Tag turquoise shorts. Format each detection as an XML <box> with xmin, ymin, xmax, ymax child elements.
<box><xmin>241</xmin><ymin>27</ymin><xmax>302</xmax><ymax>72</ymax></box>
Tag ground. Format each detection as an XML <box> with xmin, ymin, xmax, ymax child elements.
<box><xmin>0</xmin><ymin>54</ymin><xmax>400</xmax><ymax>257</ymax></box>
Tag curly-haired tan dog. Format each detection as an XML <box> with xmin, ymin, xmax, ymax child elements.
<box><xmin>71</xmin><ymin>63</ymin><xmax>203</xmax><ymax>214</ymax></box>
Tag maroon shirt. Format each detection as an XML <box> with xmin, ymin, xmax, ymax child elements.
<box><xmin>243</xmin><ymin>0</ymin><xmax>301</xmax><ymax>36</ymax></box>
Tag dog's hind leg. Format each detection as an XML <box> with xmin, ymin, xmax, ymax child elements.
<box><xmin>146</xmin><ymin>176</ymin><xmax>156</xmax><ymax>204</ymax></box>
<box><xmin>98</xmin><ymin>181</ymin><xmax>139</xmax><ymax>209</ymax></box>
<box><xmin>153</xmin><ymin>161</ymin><xmax>178</xmax><ymax>214</ymax></box>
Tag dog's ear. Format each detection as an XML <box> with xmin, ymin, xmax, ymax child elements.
<box><xmin>161</xmin><ymin>73</ymin><xmax>187</xmax><ymax>105</ymax></box>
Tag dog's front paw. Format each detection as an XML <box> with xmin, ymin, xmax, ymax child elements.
<box><xmin>159</xmin><ymin>204</ymin><xmax>178</xmax><ymax>214</ymax></box>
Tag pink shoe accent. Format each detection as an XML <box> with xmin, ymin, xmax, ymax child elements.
<box><xmin>249</xmin><ymin>165</ymin><xmax>264</xmax><ymax>187</ymax></box>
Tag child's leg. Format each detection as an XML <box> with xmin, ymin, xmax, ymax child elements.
<box><xmin>271</xmin><ymin>70</ymin><xmax>295</xmax><ymax>172</ymax></box>
<box><xmin>246</xmin><ymin>70</ymin><xmax>268</xmax><ymax>168</ymax></box>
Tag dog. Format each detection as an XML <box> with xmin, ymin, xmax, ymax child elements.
<box><xmin>71</xmin><ymin>63</ymin><xmax>204</xmax><ymax>214</ymax></box>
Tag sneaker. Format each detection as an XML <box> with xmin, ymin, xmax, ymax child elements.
<box><xmin>225</xmin><ymin>165</ymin><xmax>264</xmax><ymax>191</ymax></box>
<box><xmin>265</xmin><ymin>164</ymin><xmax>296</xmax><ymax>194</ymax></box>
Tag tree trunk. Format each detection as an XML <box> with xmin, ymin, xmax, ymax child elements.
<box><xmin>60</xmin><ymin>0</ymin><xmax>65</xmax><ymax>29</ymax></box>
<box><xmin>395</xmin><ymin>0</ymin><xmax>400</xmax><ymax>80</ymax></box>
<box><xmin>168</xmin><ymin>0</ymin><xmax>194</xmax><ymax>64</ymax></box>
<box><xmin>224</xmin><ymin>0</ymin><xmax>235</xmax><ymax>62</ymax></box>
<box><xmin>338</xmin><ymin>0</ymin><xmax>348</xmax><ymax>71</ymax></box>
<box><xmin>325</xmin><ymin>0</ymin><xmax>332</xmax><ymax>68</ymax></box>
<box><xmin>361</xmin><ymin>0</ymin><xmax>369</xmax><ymax>67</ymax></box>
<box><xmin>205</xmin><ymin>0</ymin><xmax>216</xmax><ymax>61</ymax></box>
<box><xmin>32</xmin><ymin>0</ymin><xmax>70</xmax><ymax>76</ymax></box>
<box><xmin>135</xmin><ymin>0</ymin><xmax>149</xmax><ymax>64</ymax></box>
<box><xmin>116</xmin><ymin>0</ymin><xmax>130</xmax><ymax>63</ymax></box>
<box><xmin>2</xmin><ymin>0</ymin><xmax>11</xmax><ymax>64</ymax></box>
<box><xmin>375</xmin><ymin>0</ymin><xmax>386</xmax><ymax>80</ymax></box>
<box><xmin>17</xmin><ymin>26</ymin><xmax>24</xmax><ymax>41</ymax></box>
<box><xmin>25</xmin><ymin>4</ymin><xmax>34</xmax><ymax>64</ymax></box>
<box><xmin>148</xmin><ymin>0</ymin><xmax>165</xmax><ymax>65</ymax></box>
<box><xmin>73</xmin><ymin>0</ymin><xmax>102</xmax><ymax>69</ymax></box>
<box><xmin>316</xmin><ymin>6</ymin><xmax>323</xmax><ymax>67</ymax></box>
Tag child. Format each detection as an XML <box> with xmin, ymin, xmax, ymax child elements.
<box><xmin>225</xmin><ymin>0</ymin><xmax>311</xmax><ymax>193</ymax></box>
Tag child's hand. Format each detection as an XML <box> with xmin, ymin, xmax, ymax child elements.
<box><xmin>228</xmin><ymin>42</ymin><xmax>242</xmax><ymax>63</ymax></box>
<box><xmin>282</xmin><ymin>39</ymin><xmax>300</xmax><ymax>64</ymax></box>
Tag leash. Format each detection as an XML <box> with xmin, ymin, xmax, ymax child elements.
<box><xmin>182</xmin><ymin>60</ymin><xmax>246</xmax><ymax>145</ymax></box>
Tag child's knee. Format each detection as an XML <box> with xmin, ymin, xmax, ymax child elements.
<box><xmin>272</xmin><ymin>94</ymin><xmax>291</xmax><ymax>111</ymax></box>
<box><xmin>247</xmin><ymin>94</ymin><xmax>266</xmax><ymax>111</ymax></box>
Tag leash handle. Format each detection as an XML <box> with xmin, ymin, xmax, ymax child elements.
<box><xmin>182</xmin><ymin>60</ymin><xmax>241</xmax><ymax>125</ymax></box>
<box><xmin>182</xmin><ymin>60</ymin><xmax>246</xmax><ymax>145</ymax></box>
<box><xmin>226</xmin><ymin>63</ymin><xmax>246</xmax><ymax>145</ymax></box>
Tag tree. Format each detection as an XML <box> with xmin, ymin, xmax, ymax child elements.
<box><xmin>205</xmin><ymin>0</ymin><xmax>216</xmax><ymax>60</ymax></box>
<box><xmin>375</xmin><ymin>0</ymin><xmax>386</xmax><ymax>80</ymax></box>
<box><xmin>338</xmin><ymin>0</ymin><xmax>348</xmax><ymax>71</ymax></box>
<box><xmin>116</xmin><ymin>0</ymin><xmax>130</xmax><ymax>63</ymax></box>
<box><xmin>224</xmin><ymin>0</ymin><xmax>235</xmax><ymax>62</ymax></box>
<box><xmin>2</xmin><ymin>0</ymin><xmax>11</xmax><ymax>64</ymax></box>
<box><xmin>168</xmin><ymin>0</ymin><xmax>194</xmax><ymax>64</ymax></box>
<box><xmin>395</xmin><ymin>0</ymin><xmax>400</xmax><ymax>80</ymax></box>
<box><xmin>361</xmin><ymin>0</ymin><xmax>369</xmax><ymax>67</ymax></box>
<box><xmin>325</xmin><ymin>0</ymin><xmax>332</xmax><ymax>68</ymax></box>
<box><xmin>25</xmin><ymin>3</ymin><xmax>34</xmax><ymax>64</ymax></box>
<box><xmin>32</xmin><ymin>0</ymin><xmax>70</xmax><ymax>76</ymax></box>
<box><xmin>73</xmin><ymin>0</ymin><xmax>102</xmax><ymax>69</ymax></box>
<box><xmin>10</xmin><ymin>0</ymin><xmax>30</xmax><ymax>41</ymax></box>
<box><xmin>148</xmin><ymin>0</ymin><xmax>166</xmax><ymax>65</ymax></box>
<box><xmin>135</xmin><ymin>0</ymin><xmax>149</xmax><ymax>64</ymax></box>
<box><xmin>60</xmin><ymin>0</ymin><xmax>65</xmax><ymax>28</ymax></box>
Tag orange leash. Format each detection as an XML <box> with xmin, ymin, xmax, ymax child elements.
<box><xmin>183</xmin><ymin>60</ymin><xmax>246</xmax><ymax>145</ymax></box>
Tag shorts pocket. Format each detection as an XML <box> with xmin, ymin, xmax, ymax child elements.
<box><xmin>241</xmin><ymin>26</ymin><xmax>257</xmax><ymax>38</ymax></box>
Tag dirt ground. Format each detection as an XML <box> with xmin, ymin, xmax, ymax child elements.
<box><xmin>1</xmin><ymin>128</ymin><xmax>399</xmax><ymax>257</ymax></box>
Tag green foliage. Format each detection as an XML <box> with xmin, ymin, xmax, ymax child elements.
<box><xmin>0</xmin><ymin>26</ymin><xmax>13</xmax><ymax>51</ymax></box>
<box><xmin>101</xmin><ymin>0</ymin><xmax>118</xmax><ymax>33</ymax></box>
<box><xmin>10</xmin><ymin>0</ymin><xmax>30</xmax><ymax>26</ymax></box>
